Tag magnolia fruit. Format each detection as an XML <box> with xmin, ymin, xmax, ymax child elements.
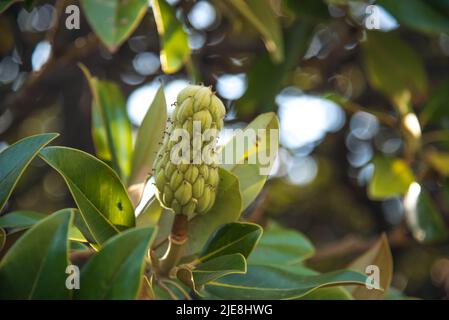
<box><xmin>152</xmin><ymin>85</ymin><xmax>226</xmax><ymax>219</ymax></box>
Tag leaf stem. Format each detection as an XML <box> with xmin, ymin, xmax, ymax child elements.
<box><xmin>159</xmin><ymin>214</ymin><xmax>188</xmax><ymax>276</ymax></box>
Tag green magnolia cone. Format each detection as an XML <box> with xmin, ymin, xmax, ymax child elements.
<box><xmin>153</xmin><ymin>85</ymin><xmax>226</xmax><ymax>219</ymax></box>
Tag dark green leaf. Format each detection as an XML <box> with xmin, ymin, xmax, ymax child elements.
<box><xmin>363</xmin><ymin>31</ymin><xmax>428</xmax><ymax>107</ymax></box>
<box><xmin>368</xmin><ymin>156</ymin><xmax>414</xmax><ymax>200</ymax></box>
<box><xmin>404</xmin><ymin>183</ymin><xmax>449</xmax><ymax>243</ymax></box>
<box><xmin>80</xmin><ymin>64</ymin><xmax>133</xmax><ymax>181</ymax></box>
<box><xmin>151</xmin><ymin>0</ymin><xmax>189</xmax><ymax>74</ymax></box>
<box><xmin>205</xmin><ymin>265</ymin><xmax>369</xmax><ymax>300</ymax></box>
<box><xmin>80</xmin><ymin>0</ymin><xmax>148</xmax><ymax>51</ymax></box>
<box><xmin>227</xmin><ymin>0</ymin><xmax>284</xmax><ymax>63</ymax></box>
<box><xmin>0</xmin><ymin>209</ymin><xmax>72</xmax><ymax>299</ymax></box>
<box><xmin>39</xmin><ymin>146</ymin><xmax>135</xmax><ymax>245</ymax></box>
<box><xmin>193</xmin><ymin>254</ymin><xmax>246</xmax><ymax>287</ymax></box>
<box><xmin>248</xmin><ymin>221</ymin><xmax>315</xmax><ymax>266</ymax></box>
<box><xmin>0</xmin><ymin>228</ymin><xmax>5</xmax><ymax>252</ymax></box>
<box><xmin>0</xmin><ymin>211</ymin><xmax>46</xmax><ymax>229</ymax></box>
<box><xmin>75</xmin><ymin>226</ymin><xmax>156</xmax><ymax>300</ymax></box>
<box><xmin>200</xmin><ymin>222</ymin><xmax>262</xmax><ymax>262</ymax></box>
<box><xmin>0</xmin><ymin>0</ymin><xmax>21</xmax><ymax>13</ymax></box>
<box><xmin>420</xmin><ymin>79</ymin><xmax>449</xmax><ymax>127</ymax></box>
<box><xmin>378</xmin><ymin>0</ymin><xmax>449</xmax><ymax>34</ymax></box>
<box><xmin>0</xmin><ymin>133</ymin><xmax>58</xmax><ymax>211</ymax></box>
<box><xmin>284</xmin><ymin>0</ymin><xmax>330</xmax><ymax>20</ymax></box>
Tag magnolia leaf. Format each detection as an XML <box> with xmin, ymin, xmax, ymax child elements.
<box><xmin>219</xmin><ymin>112</ymin><xmax>279</xmax><ymax>209</ymax></box>
<box><xmin>80</xmin><ymin>64</ymin><xmax>133</xmax><ymax>181</ymax></box>
<box><xmin>200</xmin><ymin>222</ymin><xmax>262</xmax><ymax>262</ymax></box>
<box><xmin>0</xmin><ymin>133</ymin><xmax>58</xmax><ymax>211</ymax></box>
<box><xmin>227</xmin><ymin>0</ymin><xmax>284</xmax><ymax>63</ymax></box>
<box><xmin>0</xmin><ymin>209</ymin><xmax>72</xmax><ymax>299</ymax></box>
<box><xmin>151</xmin><ymin>0</ymin><xmax>189</xmax><ymax>73</ymax></box>
<box><xmin>248</xmin><ymin>220</ymin><xmax>315</xmax><ymax>266</ymax></box>
<box><xmin>39</xmin><ymin>146</ymin><xmax>135</xmax><ymax>245</ymax></box>
<box><xmin>363</xmin><ymin>31</ymin><xmax>427</xmax><ymax>108</ymax></box>
<box><xmin>75</xmin><ymin>226</ymin><xmax>156</xmax><ymax>300</ymax></box>
<box><xmin>205</xmin><ymin>264</ymin><xmax>369</xmax><ymax>300</ymax></box>
<box><xmin>80</xmin><ymin>0</ymin><xmax>148</xmax><ymax>51</ymax></box>
<box><xmin>347</xmin><ymin>234</ymin><xmax>393</xmax><ymax>300</ymax></box>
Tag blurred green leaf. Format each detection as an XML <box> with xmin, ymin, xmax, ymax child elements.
<box><xmin>39</xmin><ymin>146</ymin><xmax>135</xmax><ymax>245</ymax></box>
<box><xmin>284</xmin><ymin>0</ymin><xmax>330</xmax><ymax>20</ymax></box>
<box><xmin>420</xmin><ymin>79</ymin><xmax>449</xmax><ymax>127</ymax></box>
<box><xmin>425</xmin><ymin>150</ymin><xmax>449</xmax><ymax>176</ymax></box>
<box><xmin>363</xmin><ymin>31</ymin><xmax>428</xmax><ymax>108</ymax></box>
<box><xmin>199</xmin><ymin>222</ymin><xmax>262</xmax><ymax>262</ymax></box>
<box><xmin>0</xmin><ymin>211</ymin><xmax>46</xmax><ymax>229</ymax></box>
<box><xmin>151</xmin><ymin>0</ymin><xmax>189</xmax><ymax>74</ymax></box>
<box><xmin>368</xmin><ymin>157</ymin><xmax>415</xmax><ymax>200</ymax></box>
<box><xmin>0</xmin><ymin>228</ymin><xmax>5</xmax><ymax>252</ymax></box>
<box><xmin>0</xmin><ymin>0</ymin><xmax>21</xmax><ymax>13</ymax></box>
<box><xmin>248</xmin><ymin>220</ymin><xmax>315</xmax><ymax>266</ymax></box>
<box><xmin>228</xmin><ymin>0</ymin><xmax>284</xmax><ymax>63</ymax></box>
<box><xmin>80</xmin><ymin>64</ymin><xmax>132</xmax><ymax>181</ymax></box>
<box><xmin>238</xmin><ymin>21</ymin><xmax>313</xmax><ymax>116</ymax></box>
<box><xmin>404</xmin><ymin>184</ymin><xmax>449</xmax><ymax>243</ymax></box>
<box><xmin>378</xmin><ymin>0</ymin><xmax>449</xmax><ymax>34</ymax></box>
<box><xmin>80</xmin><ymin>0</ymin><xmax>148</xmax><ymax>51</ymax></box>
<box><xmin>129</xmin><ymin>84</ymin><xmax>167</xmax><ymax>188</ymax></box>
<box><xmin>0</xmin><ymin>133</ymin><xmax>58</xmax><ymax>211</ymax></box>
<box><xmin>0</xmin><ymin>209</ymin><xmax>72</xmax><ymax>299</ymax></box>
<box><xmin>347</xmin><ymin>234</ymin><xmax>393</xmax><ymax>300</ymax></box>
<box><xmin>155</xmin><ymin>168</ymin><xmax>242</xmax><ymax>257</ymax></box>
<box><xmin>219</xmin><ymin>112</ymin><xmax>279</xmax><ymax>209</ymax></box>
<box><xmin>205</xmin><ymin>265</ymin><xmax>369</xmax><ymax>299</ymax></box>
<box><xmin>75</xmin><ymin>226</ymin><xmax>156</xmax><ymax>300</ymax></box>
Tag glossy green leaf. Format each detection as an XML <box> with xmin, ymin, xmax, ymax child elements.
<box><xmin>200</xmin><ymin>222</ymin><xmax>262</xmax><ymax>262</ymax></box>
<box><xmin>363</xmin><ymin>31</ymin><xmax>428</xmax><ymax>107</ymax></box>
<box><xmin>129</xmin><ymin>84</ymin><xmax>167</xmax><ymax>190</ymax></box>
<box><xmin>39</xmin><ymin>146</ymin><xmax>135</xmax><ymax>245</ymax></box>
<box><xmin>80</xmin><ymin>0</ymin><xmax>148</xmax><ymax>51</ymax></box>
<box><xmin>0</xmin><ymin>133</ymin><xmax>58</xmax><ymax>211</ymax></box>
<box><xmin>80</xmin><ymin>64</ymin><xmax>133</xmax><ymax>181</ymax></box>
<box><xmin>347</xmin><ymin>234</ymin><xmax>393</xmax><ymax>300</ymax></box>
<box><xmin>151</xmin><ymin>0</ymin><xmax>189</xmax><ymax>73</ymax></box>
<box><xmin>299</xmin><ymin>287</ymin><xmax>352</xmax><ymax>300</ymax></box>
<box><xmin>205</xmin><ymin>265</ymin><xmax>369</xmax><ymax>300</ymax></box>
<box><xmin>193</xmin><ymin>254</ymin><xmax>246</xmax><ymax>287</ymax></box>
<box><xmin>0</xmin><ymin>209</ymin><xmax>72</xmax><ymax>299</ymax></box>
<box><xmin>75</xmin><ymin>227</ymin><xmax>156</xmax><ymax>300</ymax></box>
<box><xmin>228</xmin><ymin>0</ymin><xmax>283</xmax><ymax>63</ymax></box>
<box><xmin>404</xmin><ymin>183</ymin><xmax>449</xmax><ymax>243</ymax></box>
<box><xmin>248</xmin><ymin>220</ymin><xmax>315</xmax><ymax>266</ymax></box>
<box><xmin>0</xmin><ymin>211</ymin><xmax>46</xmax><ymax>229</ymax></box>
<box><xmin>154</xmin><ymin>168</ymin><xmax>242</xmax><ymax>257</ymax></box>
<box><xmin>219</xmin><ymin>112</ymin><xmax>279</xmax><ymax>209</ymax></box>
<box><xmin>368</xmin><ymin>157</ymin><xmax>414</xmax><ymax>200</ymax></box>
<box><xmin>378</xmin><ymin>0</ymin><xmax>449</xmax><ymax>34</ymax></box>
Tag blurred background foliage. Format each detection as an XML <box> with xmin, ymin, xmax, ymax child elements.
<box><xmin>1</xmin><ymin>0</ymin><xmax>449</xmax><ymax>299</ymax></box>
